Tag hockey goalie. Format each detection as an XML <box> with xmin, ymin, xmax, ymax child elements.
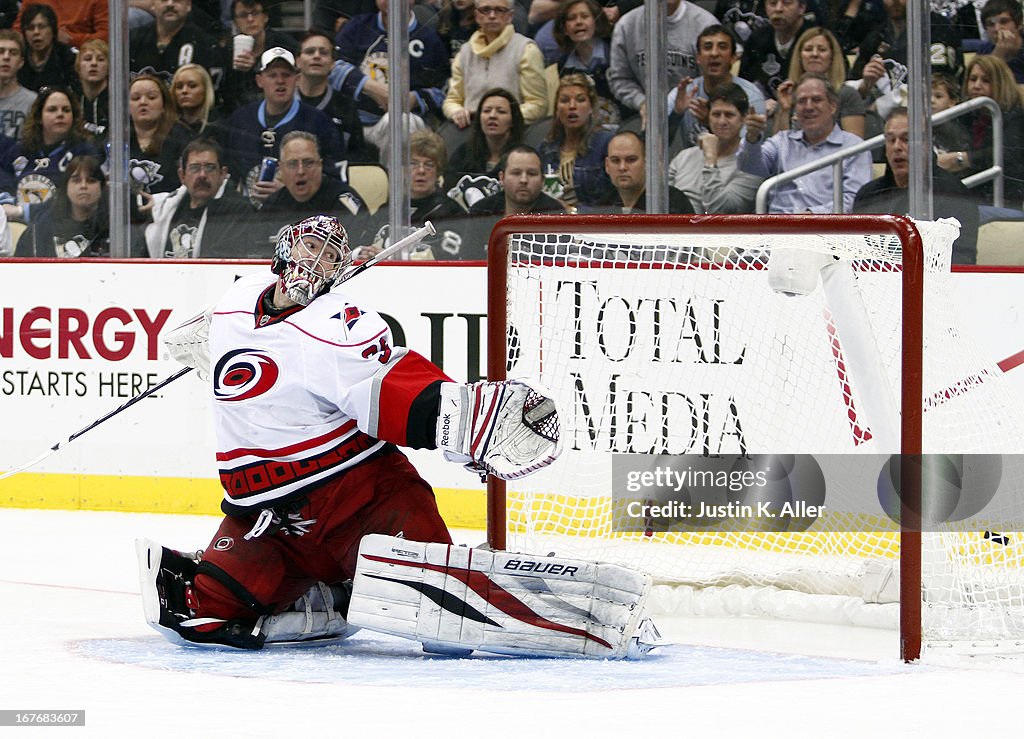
<box><xmin>138</xmin><ymin>214</ymin><xmax>663</xmax><ymax>659</ymax></box>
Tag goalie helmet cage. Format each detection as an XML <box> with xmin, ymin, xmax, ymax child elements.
<box><xmin>485</xmin><ymin>214</ymin><xmax>1021</xmax><ymax>663</ymax></box>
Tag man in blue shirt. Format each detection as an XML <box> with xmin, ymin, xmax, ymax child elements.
<box><xmin>738</xmin><ymin>72</ymin><xmax>871</xmax><ymax>214</ymax></box>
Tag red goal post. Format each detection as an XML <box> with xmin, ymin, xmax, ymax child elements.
<box><xmin>486</xmin><ymin>214</ymin><xmax>928</xmax><ymax>659</ymax></box>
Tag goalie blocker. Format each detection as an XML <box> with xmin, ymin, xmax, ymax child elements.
<box><xmin>137</xmin><ymin>535</ymin><xmax>665</xmax><ymax>659</ymax></box>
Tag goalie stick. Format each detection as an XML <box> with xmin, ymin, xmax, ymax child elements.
<box><xmin>0</xmin><ymin>366</ymin><xmax>194</xmax><ymax>481</ymax></box>
<box><xmin>340</xmin><ymin>221</ymin><xmax>436</xmax><ymax>286</ymax></box>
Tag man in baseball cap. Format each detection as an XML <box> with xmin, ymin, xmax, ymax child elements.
<box><xmin>258</xmin><ymin>46</ymin><xmax>296</xmax><ymax>72</ymax></box>
<box><xmin>254</xmin><ymin>47</ymin><xmax>300</xmax><ymax>125</ymax></box>
<box><xmin>221</xmin><ymin>41</ymin><xmax>345</xmax><ymax>207</ymax></box>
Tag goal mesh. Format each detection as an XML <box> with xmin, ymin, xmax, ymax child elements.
<box><xmin>488</xmin><ymin>215</ymin><xmax>1024</xmax><ymax>652</ymax></box>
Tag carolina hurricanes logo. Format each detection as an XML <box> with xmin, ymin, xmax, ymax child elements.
<box><xmin>213</xmin><ymin>348</ymin><xmax>280</xmax><ymax>401</ymax></box>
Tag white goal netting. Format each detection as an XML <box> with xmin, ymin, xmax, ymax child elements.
<box><xmin>491</xmin><ymin>216</ymin><xmax>1024</xmax><ymax>651</ymax></box>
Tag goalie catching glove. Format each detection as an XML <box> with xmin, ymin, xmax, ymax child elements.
<box><xmin>436</xmin><ymin>380</ymin><xmax>562</xmax><ymax>480</ymax></box>
<box><xmin>163</xmin><ymin>306</ymin><xmax>214</xmax><ymax>381</ymax></box>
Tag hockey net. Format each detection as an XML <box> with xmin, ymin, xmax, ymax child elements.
<box><xmin>486</xmin><ymin>214</ymin><xmax>1024</xmax><ymax>658</ymax></box>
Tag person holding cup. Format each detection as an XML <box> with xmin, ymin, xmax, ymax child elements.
<box><xmin>233</xmin><ymin>32</ymin><xmax>255</xmax><ymax>66</ymax></box>
<box><xmin>222</xmin><ymin>0</ymin><xmax>298</xmax><ymax>113</ymax></box>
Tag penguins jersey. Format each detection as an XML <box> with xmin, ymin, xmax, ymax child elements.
<box><xmin>209</xmin><ymin>273</ymin><xmax>451</xmax><ymax>514</ymax></box>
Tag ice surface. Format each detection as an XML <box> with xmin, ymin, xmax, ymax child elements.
<box><xmin>1</xmin><ymin>509</ymin><xmax>1023</xmax><ymax>738</ymax></box>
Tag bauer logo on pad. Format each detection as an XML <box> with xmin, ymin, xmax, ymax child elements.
<box><xmin>502</xmin><ymin>559</ymin><xmax>579</xmax><ymax>577</ymax></box>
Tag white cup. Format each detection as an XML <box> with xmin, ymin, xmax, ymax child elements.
<box><xmin>233</xmin><ymin>34</ymin><xmax>255</xmax><ymax>59</ymax></box>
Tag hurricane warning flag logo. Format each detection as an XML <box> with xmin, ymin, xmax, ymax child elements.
<box><xmin>214</xmin><ymin>348</ymin><xmax>280</xmax><ymax>401</ymax></box>
<box><xmin>342</xmin><ymin>305</ymin><xmax>362</xmax><ymax>329</ymax></box>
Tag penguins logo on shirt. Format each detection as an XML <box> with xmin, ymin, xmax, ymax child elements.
<box><xmin>18</xmin><ymin>173</ymin><xmax>56</xmax><ymax>204</ymax></box>
<box><xmin>361</xmin><ymin>37</ymin><xmax>389</xmax><ymax>83</ymax></box>
<box><xmin>214</xmin><ymin>348</ymin><xmax>280</xmax><ymax>401</ymax></box>
<box><xmin>53</xmin><ymin>234</ymin><xmax>90</xmax><ymax>258</ymax></box>
<box><xmin>129</xmin><ymin>158</ymin><xmax>165</xmax><ymax>190</ymax></box>
<box><xmin>167</xmin><ymin>223</ymin><xmax>199</xmax><ymax>258</ymax></box>
<box><xmin>761</xmin><ymin>54</ymin><xmax>783</xmax><ymax>94</ymax></box>
<box><xmin>337</xmin><ymin>191</ymin><xmax>362</xmax><ymax>215</ymax></box>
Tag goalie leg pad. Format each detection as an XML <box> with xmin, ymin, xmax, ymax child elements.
<box><xmin>347</xmin><ymin>534</ymin><xmax>665</xmax><ymax>659</ymax></box>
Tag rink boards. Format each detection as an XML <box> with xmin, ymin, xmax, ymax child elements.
<box><xmin>0</xmin><ymin>260</ymin><xmax>1022</xmax><ymax>530</ymax></box>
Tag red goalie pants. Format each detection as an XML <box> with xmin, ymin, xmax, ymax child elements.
<box><xmin>193</xmin><ymin>450</ymin><xmax>452</xmax><ymax>621</ymax></box>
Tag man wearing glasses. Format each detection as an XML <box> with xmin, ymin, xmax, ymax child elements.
<box><xmin>139</xmin><ymin>138</ymin><xmax>258</xmax><ymax>258</ymax></box>
<box><xmin>222</xmin><ymin>0</ymin><xmax>299</xmax><ymax>111</ymax></box>
<box><xmin>442</xmin><ymin>0</ymin><xmax>547</xmax><ymax>128</ymax></box>
<box><xmin>296</xmin><ymin>30</ymin><xmax>376</xmax><ymax>163</ymax></box>
<box><xmin>255</xmin><ymin>130</ymin><xmax>371</xmax><ymax>251</ymax></box>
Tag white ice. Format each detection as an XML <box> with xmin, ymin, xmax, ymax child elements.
<box><xmin>2</xmin><ymin>508</ymin><xmax>1023</xmax><ymax>738</ymax></box>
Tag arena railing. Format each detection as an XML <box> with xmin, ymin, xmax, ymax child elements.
<box><xmin>754</xmin><ymin>97</ymin><xmax>1005</xmax><ymax>214</ymax></box>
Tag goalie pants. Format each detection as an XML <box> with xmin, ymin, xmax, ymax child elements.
<box><xmin>193</xmin><ymin>450</ymin><xmax>452</xmax><ymax>622</ymax></box>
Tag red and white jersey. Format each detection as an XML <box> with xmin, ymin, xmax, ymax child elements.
<box><xmin>209</xmin><ymin>273</ymin><xmax>451</xmax><ymax>513</ymax></box>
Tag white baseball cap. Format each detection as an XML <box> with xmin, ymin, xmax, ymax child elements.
<box><xmin>258</xmin><ymin>47</ymin><xmax>296</xmax><ymax>72</ymax></box>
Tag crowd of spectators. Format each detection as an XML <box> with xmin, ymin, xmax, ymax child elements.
<box><xmin>0</xmin><ymin>0</ymin><xmax>1022</xmax><ymax>264</ymax></box>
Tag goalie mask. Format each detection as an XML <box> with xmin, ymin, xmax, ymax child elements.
<box><xmin>272</xmin><ymin>215</ymin><xmax>352</xmax><ymax>306</ymax></box>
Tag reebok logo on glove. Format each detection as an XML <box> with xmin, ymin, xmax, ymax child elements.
<box><xmin>440</xmin><ymin>413</ymin><xmax>452</xmax><ymax>446</ymax></box>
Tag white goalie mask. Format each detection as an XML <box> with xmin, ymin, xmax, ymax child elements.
<box><xmin>272</xmin><ymin>215</ymin><xmax>352</xmax><ymax>305</ymax></box>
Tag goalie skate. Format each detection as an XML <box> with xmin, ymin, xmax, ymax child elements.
<box><xmin>135</xmin><ymin>538</ymin><xmax>224</xmax><ymax>647</ymax></box>
<box><xmin>626</xmin><ymin>618</ymin><xmax>668</xmax><ymax>659</ymax></box>
<box><xmin>136</xmin><ymin>539</ymin><xmax>356</xmax><ymax>649</ymax></box>
<box><xmin>136</xmin><ymin>538</ymin><xmax>268</xmax><ymax>649</ymax></box>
